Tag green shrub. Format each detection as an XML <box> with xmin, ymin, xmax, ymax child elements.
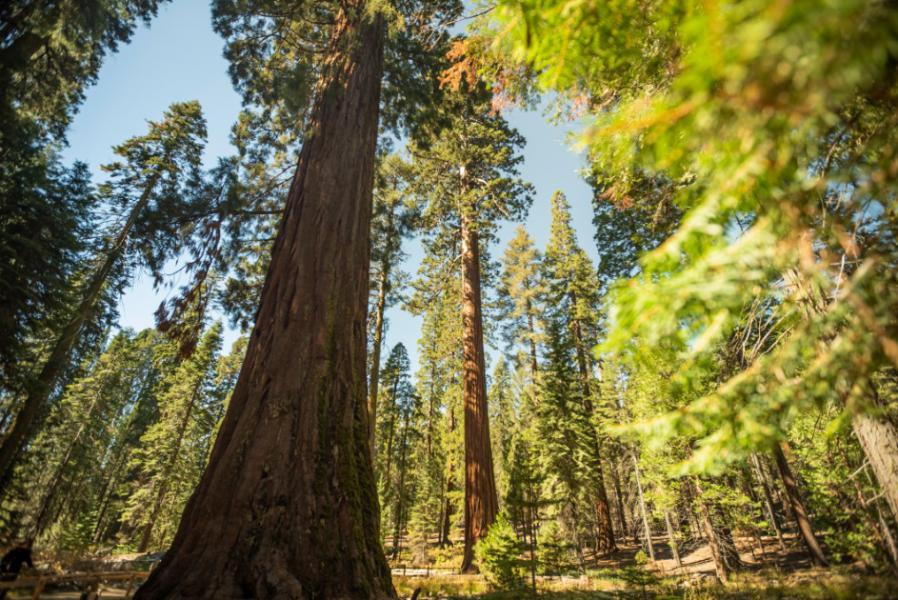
<box><xmin>474</xmin><ymin>513</ymin><xmax>525</xmax><ymax>589</ymax></box>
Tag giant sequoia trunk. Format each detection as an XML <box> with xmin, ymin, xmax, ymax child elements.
<box><xmin>134</xmin><ymin>6</ymin><xmax>394</xmax><ymax>599</ymax></box>
<box><xmin>772</xmin><ymin>443</ymin><xmax>828</xmax><ymax>567</ymax></box>
<box><xmin>459</xmin><ymin>214</ymin><xmax>499</xmax><ymax>573</ymax></box>
<box><xmin>0</xmin><ymin>172</ymin><xmax>160</xmax><ymax>497</ymax></box>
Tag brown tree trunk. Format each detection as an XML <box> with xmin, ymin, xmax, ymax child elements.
<box><xmin>0</xmin><ymin>171</ymin><xmax>160</xmax><ymax>497</ymax></box>
<box><xmin>367</xmin><ymin>239</ymin><xmax>391</xmax><ymax>456</ymax></box>
<box><xmin>134</xmin><ymin>6</ymin><xmax>394</xmax><ymax>598</ymax></box>
<box><xmin>772</xmin><ymin>443</ymin><xmax>828</xmax><ymax>567</ymax></box>
<box><xmin>459</xmin><ymin>213</ymin><xmax>498</xmax><ymax>573</ymax></box>
<box><xmin>665</xmin><ymin>511</ymin><xmax>683</xmax><ymax>571</ymax></box>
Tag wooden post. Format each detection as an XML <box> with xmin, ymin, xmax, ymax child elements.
<box><xmin>632</xmin><ymin>452</ymin><xmax>655</xmax><ymax>562</ymax></box>
<box><xmin>30</xmin><ymin>578</ymin><xmax>44</xmax><ymax>600</ymax></box>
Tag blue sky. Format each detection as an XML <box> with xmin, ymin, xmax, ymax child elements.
<box><xmin>62</xmin><ymin>1</ymin><xmax>599</xmax><ymax>372</ymax></box>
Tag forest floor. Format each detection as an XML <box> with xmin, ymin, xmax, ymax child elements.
<box><xmin>3</xmin><ymin>535</ymin><xmax>894</xmax><ymax>598</ymax></box>
<box><xmin>391</xmin><ymin>534</ymin><xmax>897</xmax><ymax>599</ymax></box>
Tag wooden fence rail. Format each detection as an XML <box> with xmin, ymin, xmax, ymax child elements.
<box><xmin>0</xmin><ymin>570</ymin><xmax>149</xmax><ymax>599</ymax></box>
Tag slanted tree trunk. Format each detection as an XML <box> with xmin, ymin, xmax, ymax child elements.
<box><xmin>0</xmin><ymin>171</ymin><xmax>161</xmax><ymax>497</ymax></box>
<box><xmin>459</xmin><ymin>212</ymin><xmax>499</xmax><ymax>573</ymax></box>
<box><xmin>664</xmin><ymin>511</ymin><xmax>682</xmax><ymax>571</ymax></box>
<box><xmin>367</xmin><ymin>225</ymin><xmax>392</xmax><ymax>455</ymax></box>
<box><xmin>750</xmin><ymin>454</ymin><xmax>787</xmax><ymax>552</ymax></box>
<box><xmin>134</xmin><ymin>6</ymin><xmax>394</xmax><ymax>598</ymax></box>
<box><xmin>852</xmin><ymin>411</ymin><xmax>898</xmax><ymax>523</ymax></box>
<box><xmin>772</xmin><ymin>443</ymin><xmax>828</xmax><ymax>567</ymax></box>
<box><xmin>692</xmin><ymin>478</ymin><xmax>742</xmax><ymax>581</ymax></box>
<box><xmin>632</xmin><ymin>452</ymin><xmax>655</xmax><ymax>561</ymax></box>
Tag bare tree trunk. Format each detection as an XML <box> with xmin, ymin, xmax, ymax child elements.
<box><xmin>632</xmin><ymin>452</ymin><xmax>654</xmax><ymax>562</ymax></box>
<box><xmin>750</xmin><ymin>454</ymin><xmax>787</xmax><ymax>552</ymax></box>
<box><xmin>664</xmin><ymin>511</ymin><xmax>682</xmax><ymax>571</ymax></box>
<box><xmin>460</xmin><ymin>213</ymin><xmax>498</xmax><ymax>573</ymax></box>
<box><xmin>367</xmin><ymin>263</ymin><xmax>389</xmax><ymax>456</ymax></box>
<box><xmin>692</xmin><ymin>478</ymin><xmax>742</xmax><ymax>581</ymax></box>
<box><xmin>134</xmin><ymin>6</ymin><xmax>394</xmax><ymax>598</ymax></box>
<box><xmin>772</xmin><ymin>443</ymin><xmax>828</xmax><ymax>567</ymax></box>
<box><xmin>852</xmin><ymin>411</ymin><xmax>898</xmax><ymax>523</ymax></box>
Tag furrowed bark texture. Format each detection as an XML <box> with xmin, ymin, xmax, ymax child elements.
<box><xmin>460</xmin><ymin>215</ymin><xmax>498</xmax><ymax>573</ymax></box>
<box><xmin>134</xmin><ymin>7</ymin><xmax>394</xmax><ymax>599</ymax></box>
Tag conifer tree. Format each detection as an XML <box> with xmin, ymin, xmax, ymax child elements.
<box><xmin>368</xmin><ymin>156</ymin><xmax>416</xmax><ymax>454</ymax></box>
<box><xmin>542</xmin><ymin>191</ymin><xmax>616</xmax><ymax>556</ymax></box>
<box><xmin>2</xmin><ymin>329</ymin><xmax>162</xmax><ymax>544</ymax></box>
<box><xmin>124</xmin><ymin>323</ymin><xmax>224</xmax><ymax>552</ymax></box>
<box><xmin>139</xmin><ymin>0</ymin><xmax>462</xmax><ymax>593</ymax></box>
<box><xmin>407</xmin><ymin>253</ymin><xmax>464</xmax><ymax>549</ymax></box>
<box><xmin>0</xmin><ymin>102</ymin><xmax>208</xmax><ymax>495</ymax></box>
<box><xmin>499</xmin><ymin>226</ymin><xmax>544</xmax><ymax>377</ymax></box>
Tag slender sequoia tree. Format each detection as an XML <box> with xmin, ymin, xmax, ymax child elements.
<box><xmin>135</xmin><ymin>3</ymin><xmax>395</xmax><ymax>597</ymax></box>
<box><xmin>409</xmin><ymin>90</ymin><xmax>532</xmax><ymax>571</ymax></box>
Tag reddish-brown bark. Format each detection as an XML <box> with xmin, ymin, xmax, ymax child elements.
<box><xmin>134</xmin><ymin>6</ymin><xmax>394</xmax><ymax>598</ymax></box>
<box><xmin>460</xmin><ymin>214</ymin><xmax>499</xmax><ymax>573</ymax></box>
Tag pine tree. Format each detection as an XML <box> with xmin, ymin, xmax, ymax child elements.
<box><xmin>407</xmin><ymin>257</ymin><xmax>463</xmax><ymax>551</ymax></box>
<box><xmin>542</xmin><ymin>191</ymin><xmax>616</xmax><ymax>556</ymax></box>
<box><xmin>368</xmin><ymin>156</ymin><xmax>416</xmax><ymax>455</ymax></box>
<box><xmin>123</xmin><ymin>323</ymin><xmax>224</xmax><ymax>552</ymax></box>
<box><xmin>2</xmin><ymin>329</ymin><xmax>162</xmax><ymax>546</ymax></box>
<box><xmin>499</xmin><ymin>226</ymin><xmax>544</xmax><ymax>378</ymax></box>
<box><xmin>0</xmin><ymin>102</ymin><xmax>208</xmax><ymax>495</ymax></box>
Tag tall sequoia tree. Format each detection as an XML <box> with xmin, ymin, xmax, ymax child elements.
<box><xmin>409</xmin><ymin>90</ymin><xmax>532</xmax><ymax>571</ymax></box>
<box><xmin>134</xmin><ymin>6</ymin><xmax>393</xmax><ymax>599</ymax></box>
<box><xmin>136</xmin><ymin>0</ymin><xmax>461</xmax><ymax>595</ymax></box>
